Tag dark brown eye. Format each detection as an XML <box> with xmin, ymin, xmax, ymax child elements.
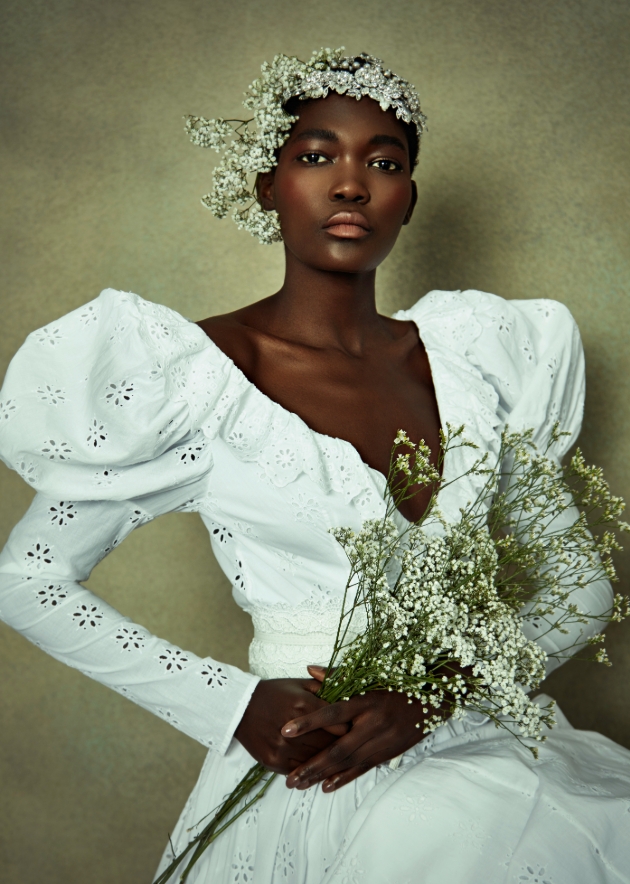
<box><xmin>370</xmin><ymin>159</ymin><xmax>402</xmax><ymax>172</ymax></box>
<box><xmin>299</xmin><ymin>152</ymin><xmax>328</xmax><ymax>165</ymax></box>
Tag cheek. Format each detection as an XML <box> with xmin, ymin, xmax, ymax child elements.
<box><xmin>376</xmin><ymin>181</ymin><xmax>413</xmax><ymax>224</ymax></box>
<box><xmin>274</xmin><ymin>171</ymin><xmax>321</xmax><ymax>224</ymax></box>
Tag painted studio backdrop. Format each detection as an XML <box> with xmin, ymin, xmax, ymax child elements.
<box><xmin>1</xmin><ymin>1</ymin><xmax>629</xmax><ymax>881</ymax></box>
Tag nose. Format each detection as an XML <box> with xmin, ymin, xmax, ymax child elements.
<box><xmin>329</xmin><ymin>162</ymin><xmax>369</xmax><ymax>204</ymax></box>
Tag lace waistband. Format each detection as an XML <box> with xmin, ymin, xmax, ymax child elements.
<box><xmin>247</xmin><ymin>598</ymin><xmax>364</xmax><ymax>679</ymax></box>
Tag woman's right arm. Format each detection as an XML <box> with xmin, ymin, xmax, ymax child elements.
<box><xmin>0</xmin><ymin>487</ymin><xmax>260</xmax><ymax>754</ymax></box>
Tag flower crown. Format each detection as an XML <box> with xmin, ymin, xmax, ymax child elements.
<box><xmin>186</xmin><ymin>48</ymin><xmax>427</xmax><ymax>245</ymax></box>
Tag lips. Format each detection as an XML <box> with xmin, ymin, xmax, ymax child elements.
<box><xmin>323</xmin><ymin>211</ymin><xmax>371</xmax><ymax>238</ymax></box>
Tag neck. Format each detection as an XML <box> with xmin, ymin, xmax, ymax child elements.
<box><xmin>266</xmin><ymin>250</ymin><xmax>387</xmax><ymax>356</ymax></box>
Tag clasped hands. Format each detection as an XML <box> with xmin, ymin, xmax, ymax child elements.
<box><xmin>234</xmin><ymin>665</ymin><xmax>431</xmax><ymax>794</ymax></box>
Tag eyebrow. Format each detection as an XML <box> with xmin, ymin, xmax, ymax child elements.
<box><xmin>293</xmin><ymin>128</ymin><xmax>338</xmax><ymax>143</ymax></box>
<box><xmin>369</xmin><ymin>134</ymin><xmax>407</xmax><ymax>152</ymax></box>
<box><xmin>293</xmin><ymin>128</ymin><xmax>407</xmax><ymax>153</ymax></box>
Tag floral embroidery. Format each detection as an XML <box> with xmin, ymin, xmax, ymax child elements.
<box><xmin>230</xmin><ymin>851</ymin><xmax>254</xmax><ymax>883</ymax></box>
<box><xmin>72</xmin><ymin>603</ymin><xmax>103</xmax><ymax>629</ymax></box>
<box><xmin>79</xmin><ymin>304</ymin><xmax>99</xmax><ymax>325</ymax></box>
<box><xmin>332</xmin><ymin>855</ymin><xmax>365</xmax><ymax>883</ymax></box>
<box><xmin>0</xmin><ymin>399</ymin><xmax>17</xmax><ymax>422</ymax></box>
<box><xmin>94</xmin><ymin>467</ymin><xmax>121</xmax><ymax>486</ymax></box>
<box><xmin>17</xmin><ymin>460</ymin><xmax>38</xmax><ymax>484</ymax></box>
<box><xmin>41</xmin><ymin>439</ymin><xmax>73</xmax><ymax>460</ymax></box>
<box><xmin>147</xmin><ymin>320</ymin><xmax>171</xmax><ymax>341</ymax></box>
<box><xmin>157</xmin><ymin>647</ymin><xmax>190</xmax><ymax>673</ymax></box>
<box><xmin>169</xmin><ymin>363</ymin><xmax>187</xmax><ymax>389</ymax></box>
<box><xmin>129</xmin><ymin>508</ymin><xmax>148</xmax><ymax>527</ymax></box>
<box><xmin>35</xmin><ymin>583</ymin><xmax>68</xmax><ymax>607</ymax></box>
<box><xmin>36</xmin><ymin>325</ymin><xmax>63</xmax><ymax>346</ymax></box>
<box><xmin>393</xmin><ymin>793</ymin><xmax>434</xmax><ymax>822</ymax></box>
<box><xmin>149</xmin><ymin>361</ymin><xmax>164</xmax><ymax>381</ymax></box>
<box><xmin>289</xmin><ymin>491</ymin><xmax>324</xmax><ymax>526</ymax></box>
<box><xmin>274</xmin><ymin>842</ymin><xmax>295</xmax><ymax>878</ymax></box>
<box><xmin>233</xmin><ymin>561</ymin><xmax>246</xmax><ymax>593</ymax></box>
<box><xmin>176</xmin><ymin>441</ymin><xmax>205</xmax><ymax>464</ymax></box>
<box><xmin>49</xmin><ymin>501</ymin><xmax>78</xmax><ymax>527</ymax></box>
<box><xmin>518</xmin><ymin>865</ymin><xmax>554</xmax><ymax>883</ymax></box>
<box><xmin>25</xmin><ymin>542</ymin><xmax>53</xmax><ymax>569</ymax></box>
<box><xmin>108</xmin><ymin>322</ymin><xmax>127</xmax><ymax>343</ymax></box>
<box><xmin>200</xmin><ymin>663</ymin><xmax>227</xmax><ymax>688</ymax></box>
<box><xmin>86</xmin><ymin>419</ymin><xmax>108</xmax><ymax>448</ymax></box>
<box><xmin>104</xmin><ymin>380</ymin><xmax>134</xmax><ymax>406</ymax></box>
<box><xmin>114</xmin><ymin>626</ymin><xmax>147</xmax><ymax>651</ymax></box>
<box><xmin>212</xmin><ymin>526</ymin><xmax>233</xmax><ymax>544</ymax></box>
<box><xmin>451</xmin><ymin>820</ymin><xmax>489</xmax><ymax>853</ymax></box>
<box><xmin>157</xmin><ymin>707</ymin><xmax>182</xmax><ymax>727</ymax></box>
<box><xmin>37</xmin><ymin>385</ymin><xmax>66</xmax><ymax>406</ymax></box>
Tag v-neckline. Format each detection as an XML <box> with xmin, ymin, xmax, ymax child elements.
<box><xmin>187</xmin><ymin>311</ymin><xmax>449</xmax><ymax>521</ymax></box>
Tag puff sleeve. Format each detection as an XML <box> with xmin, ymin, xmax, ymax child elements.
<box><xmin>0</xmin><ymin>289</ymin><xmax>259</xmax><ymax>754</ymax></box>
<box><xmin>463</xmin><ymin>291</ymin><xmax>613</xmax><ymax>677</ymax></box>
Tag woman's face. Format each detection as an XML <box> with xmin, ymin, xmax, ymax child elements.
<box><xmin>258</xmin><ymin>93</ymin><xmax>417</xmax><ymax>274</ymax></box>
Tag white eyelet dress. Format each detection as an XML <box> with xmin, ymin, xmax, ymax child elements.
<box><xmin>1</xmin><ymin>288</ymin><xmax>629</xmax><ymax>884</ymax></box>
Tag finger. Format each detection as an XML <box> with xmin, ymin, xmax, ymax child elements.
<box><xmin>286</xmin><ymin>728</ymin><xmax>378</xmax><ymax>788</ymax></box>
<box><xmin>306</xmin><ymin>665</ymin><xmax>326</xmax><ymax>682</ymax></box>
<box><xmin>282</xmin><ymin>700</ymin><xmax>355</xmax><ymax>738</ymax></box>
<box><xmin>322</xmin><ymin>762</ymin><xmax>379</xmax><ymax>792</ymax></box>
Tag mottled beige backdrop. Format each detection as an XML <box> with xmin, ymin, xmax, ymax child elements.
<box><xmin>1</xmin><ymin>0</ymin><xmax>629</xmax><ymax>881</ymax></box>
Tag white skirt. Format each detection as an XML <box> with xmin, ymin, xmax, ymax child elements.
<box><xmin>154</xmin><ymin>696</ymin><xmax>630</xmax><ymax>884</ymax></box>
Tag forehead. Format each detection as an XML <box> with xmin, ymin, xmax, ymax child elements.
<box><xmin>288</xmin><ymin>93</ymin><xmax>408</xmax><ymax>141</ymax></box>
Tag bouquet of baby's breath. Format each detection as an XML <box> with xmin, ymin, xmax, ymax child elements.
<box><xmin>155</xmin><ymin>425</ymin><xmax>628</xmax><ymax>883</ymax></box>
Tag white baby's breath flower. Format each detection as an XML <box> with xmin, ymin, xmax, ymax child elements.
<box><xmin>186</xmin><ymin>49</ymin><xmax>427</xmax><ymax>243</ymax></box>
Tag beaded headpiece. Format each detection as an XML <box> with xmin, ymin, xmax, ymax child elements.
<box><xmin>186</xmin><ymin>48</ymin><xmax>426</xmax><ymax>244</ymax></box>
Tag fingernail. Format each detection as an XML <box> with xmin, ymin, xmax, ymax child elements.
<box><xmin>323</xmin><ymin>777</ymin><xmax>339</xmax><ymax>792</ymax></box>
<box><xmin>282</xmin><ymin>724</ymin><xmax>297</xmax><ymax>736</ymax></box>
<box><xmin>286</xmin><ymin>775</ymin><xmax>299</xmax><ymax>788</ymax></box>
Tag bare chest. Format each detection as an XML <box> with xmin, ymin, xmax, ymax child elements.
<box><xmin>198</xmin><ymin>319</ymin><xmax>442</xmax><ymax>521</ymax></box>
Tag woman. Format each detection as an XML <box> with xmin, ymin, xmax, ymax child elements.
<box><xmin>0</xmin><ymin>50</ymin><xmax>629</xmax><ymax>883</ymax></box>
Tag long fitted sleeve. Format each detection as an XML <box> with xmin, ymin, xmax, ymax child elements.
<box><xmin>462</xmin><ymin>291</ymin><xmax>614</xmax><ymax>675</ymax></box>
<box><xmin>0</xmin><ymin>290</ymin><xmax>259</xmax><ymax>753</ymax></box>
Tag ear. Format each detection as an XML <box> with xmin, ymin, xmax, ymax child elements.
<box><xmin>402</xmin><ymin>180</ymin><xmax>418</xmax><ymax>226</ymax></box>
<box><xmin>255</xmin><ymin>171</ymin><xmax>276</xmax><ymax>211</ymax></box>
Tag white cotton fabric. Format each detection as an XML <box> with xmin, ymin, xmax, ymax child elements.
<box><xmin>0</xmin><ymin>288</ymin><xmax>629</xmax><ymax>883</ymax></box>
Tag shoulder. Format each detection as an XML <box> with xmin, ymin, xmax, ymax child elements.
<box><xmin>398</xmin><ymin>289</ymin><xmax>585</xmax><ymax>456</ymax></box>
<box><xmin>400</xmin><ymin>288</ymin><xmax>578</xmax><ymax>352</ymax></box>
<box><xmin>0</xmin><ymin>289</ymin><xmax>218</xmax><ymax>498</ymax></box>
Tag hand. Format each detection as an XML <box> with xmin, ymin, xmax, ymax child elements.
<box><xmin>281</xmin><ymin>666</ymin><xmax>436</xmax><ymax>792</ymax></box>
<box><xmin>234</xmin><ymin>677</ymin><xmax>347</xmax><ymax>775</ymax></box>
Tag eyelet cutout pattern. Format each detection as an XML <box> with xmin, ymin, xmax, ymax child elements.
<box><xmin>36</xmin><ymin>325</ymin><xmax>64</xmax><ymax>347</ymax></box>
<box><xmin>35</xmin><ymin>583</ymin><xmax>68</xmax><ymax>608</ymax></box>
<box><xmin>17</xmin><ymin>460</ymin><xmax>38</xmax><ymax>485</ymax></box>
<box><xmin>518</xmin><ymin>865</ymin><xmax>554</xmax><ymax>884</ymax></box>
<box><xmin>274</xmin><ymin>842</ymin><xmax>296</xmax><ymax>879</ymax></box>
<box><xmin>212</xmin><ymin>526</ymin><xmax>233</xmax><ymax>545</ymax></box>
<box><xmin>49</xmin><ymin>501</ymin><xmax>78</xmax><ymax>527</ymax></box>
<box><xmin>37</xmin><ymin>385</ymin><xmax>66</xmax><ymax>406</ymax></box>
<box><xmin>104</xmin><ymin>380</ymin><xmax>134</xmax><ymax>407</ymax></box>
<box><xmin>25</xmin><ymin>542</ymin><xmax>53</xmax><ymax>569</ymax></box>
<box><xmin>157</xmin><ymin>707</ymin><xmax>182</xmax><ymax>727</ymax></box>
<box><xmin>230</xmin><ymin>851</ymin><xmax>254</xmax><ymax>883</ymax></box>
<box><xmin>41</xmin><ymin>439</ymin><xmax>73</xmax><ymax>461</ymax></box>
<box><xmin>200</xmin><ymin>663</ymin><xmax>227</xmax><ymax>688</ymax></box>
<box><xmin>86</xmin><ymin>419</ymin><xmax>108</xmax><ymax>448</ymax></box>
<box><xmin>107</xmin><ymin>322</ymin><xmax>127</xmax><ymax>343</ymax></box>
<box><xmin>157</xmin><ymin>647</ymin><xmax>190</xmax><ymax>673</ymax></box>
<box><xmin>79</xmin><ymin>304</ymin><xmax>99</xmax><ymax>325</ymax></box>
<box><xmin>114</xmin><ymin>626</ymin><xmax>147</xmax><ymax>651</ymax></box>
<box><xmin>0</xmin><ymin>399</ymin><xmax>17</xmax><ymax>422</ymax></box>
<box><xmin>176</xmin><ymin>441</ymin><xmax>206</xmax><ymax>464</ymax></box>
<box><xmin>94</xmin><ymin>468</ymin><xmax>121</xmax><ymax>486</ymax></box>
<box><xmin>72</xmin><ymin>603</ymin><xmax>103</xmax><ymax>629</ymax></box>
